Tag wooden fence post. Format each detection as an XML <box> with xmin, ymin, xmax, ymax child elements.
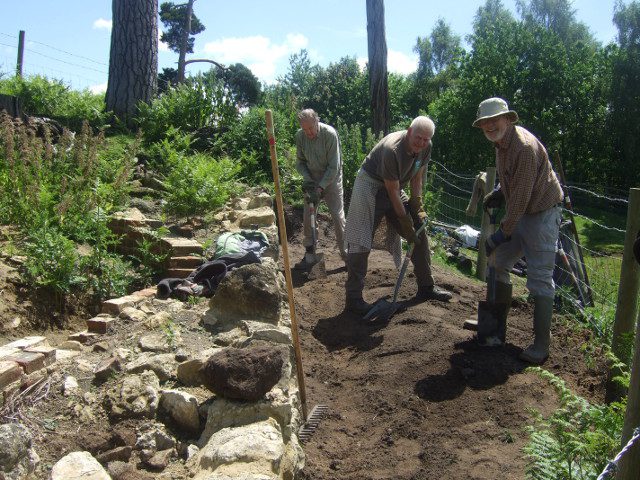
<box><xmin>476</xmin><ymin>166</ymin><xmax>496</xmax><ymax>281</ymax></box>
<box><xmin>607</xmin><ymin>188</ymin><xmax>640</xmax><ymax>402</ymax></box>
<box><xmin>16</xmin><ymin>30</ymin><xmax>25</xmax><ymax>77</ymax></box>
<box><xmin>616</xmin><ymin>304</ymin><xmax>640</xmax><ymax>479</ymax></box>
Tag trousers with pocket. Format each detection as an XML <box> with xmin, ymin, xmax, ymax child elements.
<box><xmin>494</xmin><ymin>206</ymin><xmax>561</xmax><ymax>298</ymax></box>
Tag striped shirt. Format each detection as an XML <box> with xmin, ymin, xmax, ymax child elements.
<box><xmin>295</xmin><ymin>122</ymin><xmax>342</xmax><ymax>190</ymax></box>
<box><xmin>495</xmin><ymin>125</ymin><xmax>564</xmax><ymax>236</ymax></box>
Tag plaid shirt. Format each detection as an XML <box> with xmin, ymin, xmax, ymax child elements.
<box><xmin>495</xmin><ymin>125</ymin><xmax>563</xmax><ymax>236</ymax></box>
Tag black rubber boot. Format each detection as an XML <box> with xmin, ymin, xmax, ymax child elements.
<box><xmin>344</xmin><ymin>296</ymin><xmax>373</xmax><ymax>316</ymax></box>
<box><xmin>415</xmin><ymin>285</ymin><xmax>452</xmax><ymax>302</ymax></box>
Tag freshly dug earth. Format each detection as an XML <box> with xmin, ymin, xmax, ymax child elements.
<box><xmin>0</xmin><ymin>207</ymin><xmax>607</xmax><ymax>479</ymax></box>
<box><xmin>289</xmin><ymin>210</ymin><xmax>607</xmax><ymax>480</ymax></box>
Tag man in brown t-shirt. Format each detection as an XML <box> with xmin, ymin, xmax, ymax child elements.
<box><xmin>473</xmin><ymin>97</ymin><xmax>564</xmax><ymax>364</ymax></box>
<box><xmin>343</xmin><ymin>116</ymin><xmax>452</xmax><ymax>316</ymax></box>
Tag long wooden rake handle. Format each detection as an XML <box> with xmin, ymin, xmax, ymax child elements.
<box><xmin>265</xmin><ymin>110</ymin><xmax>308</xmax><ymax>421</ymax></box>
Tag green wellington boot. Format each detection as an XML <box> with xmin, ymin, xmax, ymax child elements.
<box><xmin>476</xmin><ymin>281</ymin><xmax>512</xmax><ymax>346</ymax></box>
<box><xmin>519</xmin><ymin>295</ymin><xmax>553</xmax><ymax>364</ymax></box>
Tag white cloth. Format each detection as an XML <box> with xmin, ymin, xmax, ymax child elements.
<box><xmin>454</xmin><ymin>225</ymin><xmax>480</xmax><ymax>248</ymax></box>
<box><xmin>345</xmin><ymin>169</ymin><xmax>402</xmax><ymax>268</ymax></box>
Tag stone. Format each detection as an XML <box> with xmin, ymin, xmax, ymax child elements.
<box><xmin>50</xmin><ymin>451</ymin><xmax>110</xmax><ymax>479</ymax></box>
<box><xmin>204</xmin><ymin>263</ymin><xmax>283</xmax><ymax>326</ymax></box>
<box><xmin>236</xmin><ymin>207</ymin><xmax>275</xmax><ymax>228</ymax></box>
<box><xmin>59</xmin><ymin>340</ymin><xmax>84</xmax><ymax>351</ymax></box>
<box><xmin>125</xmin><ymin>353</ymin><xmax>177</xmax><ymax>382</ymax></box>
<box><xmin>86</xmin><ymin>316</ymin><xmax>116</xmax><ymax>334</ymax></box>
<box><xmin>103</xmin><ymin>371</ymin><xmax>160</xmax><ymax>420</ymax></box>
<box><xmin>119</xmin><ymin>306</ymin><xmax>148</xmax><ymax>323</ymax></box>
<box><xmin>93</xmin><ymin>356</ymin><xmax>122</xmax><ymax>382</ymax></box>
<box><xmin>194</xmin><ymin>419</ymin><xmax>284</xmax><ymax>477</ymax></box>
<box><xmin>201</xmin><ymin>345</ymin><xmax>285</xmax><ymax>401</ymax></box>
<box><xmin>67</xmin><ymin>330</ymin><xmax>100</xmax><ymax>344</ymax></box>
<box><xmin>159</xmin><ymin>389</ymin><xmax>200</xmax><ymax>434</ymax></box>
<box><xmin>138</xmin><ymin>333</ymin><xmax>176</xmax><ymax>353</ymax></box>
<box><xmin>144</xmin><ymin>448</ymin><xmax>174</xmax><ymax>471</ymax></box>
<box><xmin>95</xmin><ymin>445</ymin><xmax>132</xmax><ymax>464</ymax></box>
<box><xmin>247</xmin><ymin>193</ymin><xmax>273</xmax><ymax>209</ymax></box>
<box><xmin>63</xmin><ymin>376</ymin><xmax>80</xmax><ymax>396</ymax></box>
<box><xmin>0</xmin><ymin>423</ymin><xmax>39</xmax><ymax>478</ymax></box>
<box><xmin>177</xmin><ymin>359</ymin><xmax>207</xmax><ymax>387</ymax></box>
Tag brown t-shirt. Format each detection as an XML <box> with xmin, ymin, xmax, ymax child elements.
<box><xmin>361</xmin><ymin>130</ymin><xmax>431</xmax><ymax>187</ymax></box>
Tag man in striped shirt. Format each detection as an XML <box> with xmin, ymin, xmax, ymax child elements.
<box><xmin>474</xmin><ymin>97</ymin><xmax>564</xmax><ymax>364</ymax></box>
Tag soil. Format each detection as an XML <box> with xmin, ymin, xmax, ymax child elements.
<box><xmin>0</xmin><ymin>206</ymin><xmax>608</xmax><ymax>479</ymax></box>
<box><xmin>288</xmin><ymin>209</ymin><xmax>607</xmax><ymax>480</ymax></box>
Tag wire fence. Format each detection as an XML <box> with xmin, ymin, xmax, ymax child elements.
<box><xmin>426</xmin><ymin>160</ymin><xmax>629</xmax><ymax>341</ymax></box>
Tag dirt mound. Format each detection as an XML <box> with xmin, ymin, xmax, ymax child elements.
<box><xmin>289</xmin><ymin>211</ymin><xmax>606</xmax><ymax>480</ymax></box>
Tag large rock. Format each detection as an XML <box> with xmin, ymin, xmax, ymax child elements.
<box><xmin>159</xmin><ymin>389</ymin><xmax>200</xmax><ymax>435</ymax></box>
<box><xmin>125</xmin><ymin>352</ymin><xmax>177</xmax><ymax>381</ymax></box>
<box><xmin>103</xmin><ymin>371</ymin><xmax>160</xmax><ymax>420</ymax></box>
<box><xmin>200</xmin><ymin>345</ymin><xmax>285</xmax><ymax>401</ymax></box>
<box><xmin>193</xmin><ymin>419</ymin><xmax>284</xmax><ymax>479</ymax></box>
<box><xmin>203</xmin><ymin>263</ymin><xmax>284</xmax><ymax>327</ymax></box>
<box><xmin>50</xmin><ymin>451</ymin><xmax>110</xmax><ymax>479</ymax></box>
<box><xmin>0</xmin><ymin>423</ymin><xmax>39</xmax><ymax>479</ymax></box>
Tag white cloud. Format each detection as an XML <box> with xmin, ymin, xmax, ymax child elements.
<box><xmin>201</xmin><ymin>33</ymin><xmax>309</xmax><ymax>84</ymax></box>
<box><xmin>356</xmin><ymin>49</ymin><xmax>417</xmax><ymax>75</ymax></box>
<box><xmin>93</xmin><ymin>18</ymin><xmax>112</xmax><ymax>30</ymax></box>
<box><xmin>388</xmin><ymin>49</ymin><xmax>417</xmax><ymax>74</ymax></box>
<box><xmin>90</xmin><ymin>82</ymin><xmax>107</xmax><ymax>94</ymax></box>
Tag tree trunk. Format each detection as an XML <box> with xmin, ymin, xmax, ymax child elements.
<box><xmin>366</xmin><ymin>0</ymin><xmax>389</xmax><ymax>137</ymax></box>
<box><xmin>177</xmin><ymin>0</ymin><xmax>194</xmax><ymax>83</ymax></box>
<box><xmin>106</xmin><ymin>0</ymin><xmax>158</xmax><ymax>125</ymax></box>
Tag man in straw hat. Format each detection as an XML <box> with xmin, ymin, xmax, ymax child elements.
<box><xmin>343</xmin><ymin>116</ymin><xmax>452</xmax><ymax>316</ymax></box>
<box><xmin>473</xmin><ymin>97</ymin><xmax>564</xmax><ymax>364</ymax></box>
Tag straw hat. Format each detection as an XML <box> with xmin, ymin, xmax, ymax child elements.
<box><xmin>472</xmin><ymin>97</ymin><xmax>519</xmax><ymax>127</ymax></box>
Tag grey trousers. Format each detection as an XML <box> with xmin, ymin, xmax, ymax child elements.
<box><xmin>303</xmin><ymin>176</ymin><xmax>346</xmax><ymax>258</ymax></box>
<box><xmin>494</xmin><ymin>206</ymin><xmax>561</xmax><ymax>298</ymax></box>
<box><xmin>346</xmin><ymin>187</ymin><xmax>434</xmax><ymax>299</ymax></box>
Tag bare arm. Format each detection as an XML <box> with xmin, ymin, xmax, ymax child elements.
<box><xmin>384</xmin><ymin>179</ymin><xmax>407</xmax><ymax>218</ymax></box>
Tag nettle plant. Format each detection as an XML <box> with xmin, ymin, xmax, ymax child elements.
<box><xmin>0</xmin><ymin>115</ymin><xmax>137</xmax><ymax>313</ymax></box>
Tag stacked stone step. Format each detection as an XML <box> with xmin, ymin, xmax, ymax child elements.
<box><xmin>0</xmin><ymin>336</ymin><xmax>56</xmax><ymax>405</ymax></box>
<box><xmin>108</xmin><ymin>208</ymin><xmax>163</xmax><ymax>259</ymax></box>
<box><xmin>160</xmin><ymin>237</ymin><xmax>204</xmax><ymax>279</ymax></box>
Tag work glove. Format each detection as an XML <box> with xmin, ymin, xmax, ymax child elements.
<box><xmin>397</xmin><ymin>214</ymin><xmax>419</xmax><ymax>244</ymax></box>
<box><xmin>408</xmin><ymin>196</ymin><xmax>428</xmax><ymax>223</ymax></box>
<box><xmin>483</xmin><ymin>188</ymin><xmax>505</xmax><ymax>212</ymax></box>
<box><xmin>485</xmin><ymin>229</ymin><xmax>510</xmax><ymax>258</ymax></box>
<box><xmin>634</xmin><ymin>230</ymin><xmax>640</xmax><ymax>265</ymax></box>
<box><xmin>302</xmin><ymin>180</ymin><xmax>321</xmax><ymax>205</ymax></box>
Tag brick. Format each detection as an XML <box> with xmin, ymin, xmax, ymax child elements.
<box><xmin>0</xmin><ymin>361</ymin><xmax>23</xmax><ymax>390</ymax></box>
<box><xmin>25</xmin><ymin>346</ymin><xmax>56</xmax><ymax>367</ymax></box>
<box><xmin>21</xmin><ymin>370</ymin><xmax>46</xmax><ymax>389</ymax></box>
<box><xmin>2</xmin><ymin>379</ymin><xmax>21</xmax><ymax>404</ymax></box>
<box><xmin>101</xmin><ymin>296</ymin><xmax>137</xmax><ymax>315</ymax></box>
<box><xmin>0</xmin><ymin>346</ymin><xmax>20</xmax><ymax>361</ymax></box>
<box><xmin>5</xmin><ymin>351</ymin><xmax>45</xmax><ymax>375</ymax></box>
<box><xmin>86</xmin><ymin>316</ymin><xmax>116</xmax><ymax>334</ymax></box>
<box><xmin>5</xmin><ymin>336</ymin><xmax>47</xmax><ymax>350</ymax></box>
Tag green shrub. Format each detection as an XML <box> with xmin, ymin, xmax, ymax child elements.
<box><xmin>163</xmin><ymin>153</ymin><xmax>240</xmax><ymax>217</ymax></box>
<box><xmin>136</xmin><ymin>75</ymin><xmax>237</xmax><ymax>145</ymax></box>
<box><xmin>524</xmin><ymin>368</ymin><xmax>625</xmax><ymax>480</ymax></box>
<box><xmin>219</xmin><ymin>106</ymin><xmax>294</xmax><ymax>183</ymax></box>
<box><xmin>23</xmin><ymin>224</ymin><xmax>82</xmax><ymax>295</ymax></box>
<box><xmin>0</xmin><ymin>75</ymin><xmax>107</xmax><ymax>129</ymax></box>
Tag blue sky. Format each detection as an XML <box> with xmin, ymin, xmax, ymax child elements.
<box><xmin>0</xmin><ymin>0</ymin><xmax>619</xmax><ymax>94</ymax></box>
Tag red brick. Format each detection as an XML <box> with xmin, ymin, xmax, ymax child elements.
<box><xmin>0</xmin><ymin>361</ymin><xmax>23</xmax><ymax>390</ymax></box>
<box><xmin>5</xmin><ymin>351</ymin><xmax>45</xmax><ymax>374</ymax></box>
<box><xmin>0</xmin><ymin>346</ymin><xmax>20</xmax><ymax>361</ymax></box>
<box><xmin>167</xmin><ymin>256</ymin><xmax>203</xmax><ymax>269</ymax></box>
<box><xmin>101</xmin><ymin>296</ymin><xmax>136</xmax><ymax>315</ymax></box>
<box><xmin>67</xmin><ymin>331</ymin><xmax>99</xmax><ymax>344</ymax></box>
<box><xmin>5</xmin><ymin>336</ymin><xmax>47</xmax><ymax>350</ymax></box>
<box><xmin>25</xmin><ymin>346</ymin><xmax>56</xmax><ymax>366</ymax></box>
<box><xmin>86</xmin><ymin>317</ymin><xmax>116</xmax><ymax>334</ymax></box>
<box><xmin>166</xmin><ymin>268</ymin><xmax>194</xmax><ymax>278</ymax></box>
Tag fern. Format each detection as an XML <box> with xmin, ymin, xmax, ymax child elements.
<box><xmin>524</xmin><ymin>367</ymin><xmax>625</xmax><ymax>480</ymax></box>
